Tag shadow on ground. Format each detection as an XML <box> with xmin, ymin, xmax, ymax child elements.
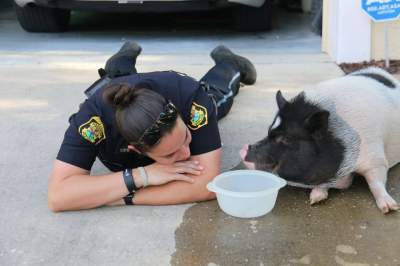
<box><xmin>70</xmin><ymin>10</ymin><xmax>233</xmax><ymax>33</ymax></box>
<box><xmin>68</xmin><ymin>4</ymin><xmax>310</xmax><ymax>35</ymax></box>
<box><xmin>172</xmin><ymin>163</ymin><xmax>400</xmax><ymax>266</ymax></box>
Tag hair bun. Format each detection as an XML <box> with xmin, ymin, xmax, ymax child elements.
<box><xmin>104</xmin><ymin>83</ymin><xmax>138</xmax><ymax>108</ymax></box>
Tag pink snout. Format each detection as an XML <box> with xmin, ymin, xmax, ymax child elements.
<box><xmin>240</xmin><ymin>144</ymin><xmax>255</xmax><ymax>170</ymax></box>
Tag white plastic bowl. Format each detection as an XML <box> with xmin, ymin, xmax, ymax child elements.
<box><xmin>207</xmin><ymin>170</ymin><xmax>287</xmax><ymax>218</ymax></box>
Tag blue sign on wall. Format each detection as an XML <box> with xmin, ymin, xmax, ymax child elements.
<box><xmin>362</xmin><ymin>0</ymin><xmax>400</xmax><ymax>22</ymax></box>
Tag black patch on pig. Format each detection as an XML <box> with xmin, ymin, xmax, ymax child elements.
<box><xmin>245</xmin><ymin>91</ymin><xmax>346</xmax><ymax>186</ymax></box>
<box><xmin>355</xmin><ymin>73</ymin><xmax>396</xmax><ymax>89</ymax></box>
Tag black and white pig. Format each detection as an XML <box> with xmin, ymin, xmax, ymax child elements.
<box><xmin>240</xmin><ymin>67</ymin><xmax>400</xmax><ymax>213</ymax></box>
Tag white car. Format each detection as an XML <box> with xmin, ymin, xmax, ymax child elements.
<box><xmin>14</xmin><ymin>0</ymin><xmax>272</xmax><ymax>32</ymax></box>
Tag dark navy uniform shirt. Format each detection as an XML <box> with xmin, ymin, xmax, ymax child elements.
<box><xmin>56</xmin><ymin>71</ymin><xmax>221</xmax><ymax>172</ymax></box>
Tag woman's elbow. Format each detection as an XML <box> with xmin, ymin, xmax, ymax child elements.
<box><xmin>196</xmin><ymin>187</ymin><xmax>216</xmax><ymax>202</ymax></box>
<box><xmin>48</xmin><ymin>195</ymin><xmax>61</xmax><ymax>213</ymax></box>
<box><xmin>48</xmin><ymin>203</ymin><xmax>62</xmax><ymax>213</ymax></box>
<box><xmin>194</xmin><ymin>176</ymin><xmax>217</xmax><ymax>201</ymax></box>
<box><xmin>203</xmin><ymin>191</ymin><xmax>216</xmax><ymax>201</ymax></box>
<box><xmin>48</xmin><ymin>185</ymin><xmax>64</xmax><ymax>212</ymax></box>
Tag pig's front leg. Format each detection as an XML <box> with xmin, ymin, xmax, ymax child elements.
<box><xmin>363</xmin><ymin>167</ymin><xmax>399</xmax><ymax>213</ymax></box>
<box><xmin>310</xmin><ymin>186</ymin><xmax>329</xmax><ymax>205</ymax></box>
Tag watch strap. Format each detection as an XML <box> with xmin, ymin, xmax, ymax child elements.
<box><xmin>123</xmin><ymin>168</ymin><xmax>138</xmax><ymax>193</ymax></box>
<box><xmin>123</xmin><ymin>193</ymin><xmax>135</xmax><ymax>205</ymax></box>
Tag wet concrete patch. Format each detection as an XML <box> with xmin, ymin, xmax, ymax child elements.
<box><xmin>171</xmin><ymin>165</ymin><xmax>400</xmax><ymax>266</ymax></box>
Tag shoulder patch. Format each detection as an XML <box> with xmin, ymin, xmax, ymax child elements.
<box><xmin>78</xmin><ymin>116</ymin><xmax>106</xmax><ymax>145</ymax></box>
<box><xmin>188</xmin><ymin>102</ymin><xmax>208</xmax><ymax>130</ymax></box>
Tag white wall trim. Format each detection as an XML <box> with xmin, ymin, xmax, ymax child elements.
<box><xmin>326</xmin><ymin>0</ymin><xmax>372</xmax><ymax>63</ymax></box>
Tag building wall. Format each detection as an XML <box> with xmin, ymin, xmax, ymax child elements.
<box><xmin>321</xmin><ymin>0</ymin><xmax>400</xmax><ymax>63</ymax></box>
<box><xmin>321</xmin><ymin>0</ymin><xmax>371</xmax><ymax>64</ymax></box>
<box><xmin>321</xmin><ymin>0</ymin><xmax>329</xmax><ymax>55</ymax></box>
<box><xmin>371</xmin><ymin>20</ymin><xmax>400</xmax><ymax>60</ymax></box>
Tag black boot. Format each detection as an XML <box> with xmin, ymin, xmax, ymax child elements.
<box><xmin>104</xmin><ymin>41</ymin><xmax>142</xmax><ymax>78</ymax></box>
<box><xmin>210</xmin><ymin>45</ymin><xmax>257</xmax><ymax>85</ymax></box>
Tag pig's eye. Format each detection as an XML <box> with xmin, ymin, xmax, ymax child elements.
<box><xmin>275</xmin><ymin>136</ymin><xmax>291</xmax><ymax>145</ymax></box>
<box><xmin>282</xmin><ymin>137</ymin><xmax>292</xmax><ymax>145</ymax></box>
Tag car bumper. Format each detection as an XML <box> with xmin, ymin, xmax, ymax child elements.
<box><xmin>15</xmin><ymin>0</ymin><xmax>265</xmax><ymax>10</ymax></box>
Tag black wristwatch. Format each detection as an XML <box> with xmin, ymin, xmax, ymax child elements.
<box><xmin>123</xmin><ymin>168</ymin><xmax>138</xmax><ymax>194</ymax></box>
<box><xmin>123</xmin><ymin>193</ymin><xmax>135</xmax><ymax>205</ymax></box>
<box><xmin>122</xmin><ymin>169</ymin><xmax>138</xmax><ymax>206</ymax></box>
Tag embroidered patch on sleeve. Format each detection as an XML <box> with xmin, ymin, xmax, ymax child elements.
<box><xmin>78</xmin><ymin>116</ymin><xmax>106</xmax><ymax>145</ymax></box>
<box><xmin>188</xmin><ymin>102</ymin><xmax>208</xmax><ymax>130</ymax></box>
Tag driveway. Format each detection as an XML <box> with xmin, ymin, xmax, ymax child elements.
<box><xmin>0</xmin><ymin>4</ymin><xmax>399</xmax><ymax>266</ymax></box>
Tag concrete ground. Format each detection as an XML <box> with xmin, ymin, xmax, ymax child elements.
<box><xmin>0</xmin><ymin>3</ymin><xmax>399</xmax><ymax>266</ymax></box>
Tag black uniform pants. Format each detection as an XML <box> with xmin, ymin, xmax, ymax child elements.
<box><xmin>86</xmin><ymin>61</ymin><xmax>241</xmax><ymax>121</ymax></box>
<box><xmin>200</xmin><ymin>62</ymin><xmax>241</xmax><ymax>120</ymax></box>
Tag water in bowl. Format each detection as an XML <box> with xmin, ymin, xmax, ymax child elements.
<box><xmin>215</xmin><ymin>172</ymin><xmax>281</xmax><ymax>193</ymax></box>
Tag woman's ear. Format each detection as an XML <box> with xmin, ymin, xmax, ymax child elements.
<box><xmin>127</xmin><ymin>145</ymin><xmax>142</xmax><ymax>154</ymax></box>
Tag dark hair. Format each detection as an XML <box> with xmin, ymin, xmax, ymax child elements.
<box><xmin>103</xmin><ymin>83</ymin><xmax>177</xmax><ymax>152</ymax></box>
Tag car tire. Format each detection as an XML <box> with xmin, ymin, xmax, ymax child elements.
<box><xmin>233</xmin><ymin>0</ymin><xmax>272</xmax><ymax>31</ymax></box>
<box><xmin>14</xmin><ymin>2</ymin><xmax>70</xmax><ymax>32</ymax></box>
<box><xmin>311</xmin><ymin>0</ymin><xmax>322</xmax><ymax>35</ymax></box>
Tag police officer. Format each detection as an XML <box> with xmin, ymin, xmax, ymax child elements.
<box><xmin>48</xmin><ymin>42</ymin><xmax>256</xmax><ymax>212</ymax></box>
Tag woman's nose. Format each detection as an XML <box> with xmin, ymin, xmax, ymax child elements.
<box><xmin>180</xmin><ymin>146</ymin><xmax>191</xmax><ymax>160</ymax></box>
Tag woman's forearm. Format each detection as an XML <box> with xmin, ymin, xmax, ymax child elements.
<box><xmin>49</xmin><ymin>149</ymin><xmax>220</xmax><ymax>211</ymax></box>
<box><xmin>132</xmin><ymin>176</ymin><xmax>216</xmax><ymax>205</ymax></box>
<box><xmin>50</xmin><ymin>171</ymin><xmax>215</xmax><ymax>210</ymax></box>
<box><xmin>132</xmin><ymin>150</ymin><xmax>221</xmax><ymax>205</ymax></box>
<box><xmin>48</xmin><ymin>171</ymin><xmax>130</xmax><ymax>212</ymax></box>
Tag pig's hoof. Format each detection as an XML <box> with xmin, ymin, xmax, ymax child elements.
<box><xmin>376</xmin><ymin>195</ymin><xmax>399</xmax><ymax>214</ymax></box>
<box><xmin>310</xmin><ymin>188</ymin><xmax>329</xmax><ymax>205</ymax></box>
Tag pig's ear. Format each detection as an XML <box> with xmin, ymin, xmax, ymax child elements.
<box><xmin>304</xmin><ymin>111</ymin><xmax>330</xmax><ymax>136</ymax></box>
<box><xmin>276</xmin><ymin>90</ymin><xmax>288</xmax><ymax>110</ymax></box>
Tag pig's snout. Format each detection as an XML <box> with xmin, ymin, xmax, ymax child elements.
<box><xmin>240</xmin><ymin>144</ymin><xmax>256</xmax><ymax>170</ymax></box>
<box><xmin>240</xmin><ymin>144</ymin><xmax>249</xmax><ymax>161</ymax></box>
